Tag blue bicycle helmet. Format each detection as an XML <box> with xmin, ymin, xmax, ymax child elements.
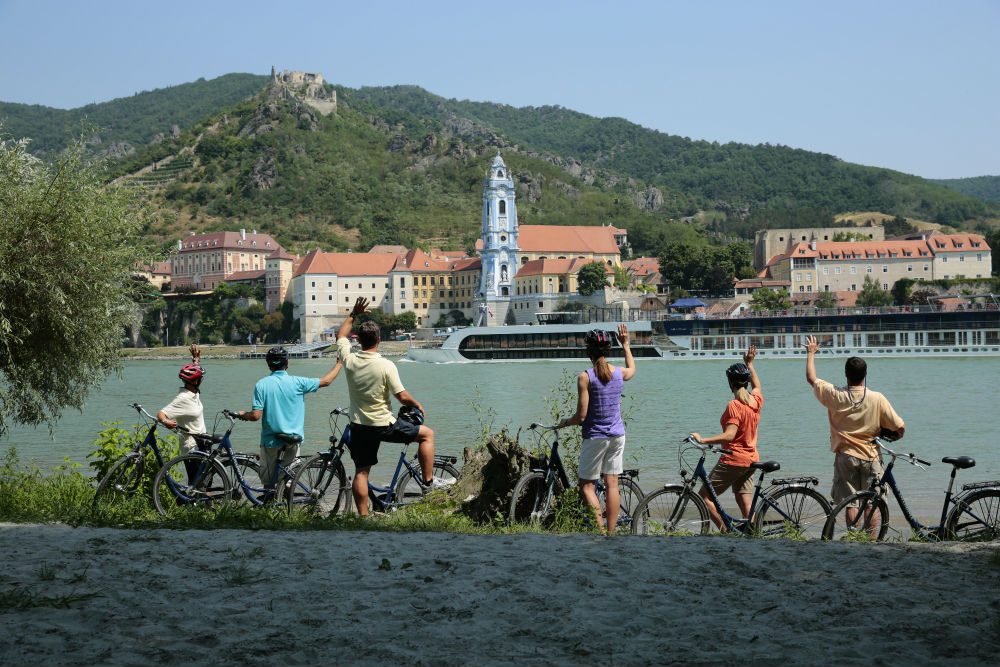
<box><xmin>397</xmin><ymin>405</ymin><xmax>425</xmax><ymax>427</ymax></box>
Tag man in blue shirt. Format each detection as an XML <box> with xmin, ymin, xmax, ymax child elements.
<box><xmin>237</xmin><ymin>347</ymin><xmax>342</xmax><ymax>491</ymax></box>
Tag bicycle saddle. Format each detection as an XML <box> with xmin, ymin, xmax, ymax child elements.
<box><xmin>275</xmin><ymin>433</ymin><xmax>303</xmax><ymax>444</ymax></box>
<box><xmin>749</xmin><ymin>461</ymin><xmax>781</xmax><ymax>473</ymax></box>
<box><xmin>942</xmin><ymin>456</ymin><xmax>975</xmax><ymax>469</ymax></box>
<box><xmin>191</xmin><ymin>434</ymin><xmax>222</xmax><ymax>446</ymax></box>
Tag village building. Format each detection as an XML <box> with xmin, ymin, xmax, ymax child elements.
<box><xmin>170</xmin><ymin>229</ymin><xmax>284</xmax><ymax>291</ymax></box>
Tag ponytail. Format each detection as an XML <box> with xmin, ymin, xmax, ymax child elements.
<box><xmin>591</xmin><ymin>353</ymin><xmax>612</xmax><ymax>383</ymax></box>
<box><xmin>734</xmin><ymin>386</ymin><xmax>753</xmax><ymax>406</ymax></box>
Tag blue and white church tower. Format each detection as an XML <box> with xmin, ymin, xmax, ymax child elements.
<box><xmin>476</xmin><ymin>152</ymin><xmax>519</xmax><ymax>325</ymax></box>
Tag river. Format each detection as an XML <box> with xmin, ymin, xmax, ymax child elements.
<box><xmin>3</xmin><ymin>356</ymin><xmax>998</xmax><ymax>522</ymax></box>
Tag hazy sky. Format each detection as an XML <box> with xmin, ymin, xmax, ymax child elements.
<box><xmin>1</xmin><ymin>0</ymin><xmax>997</xmax><ymax>178</ymax></box>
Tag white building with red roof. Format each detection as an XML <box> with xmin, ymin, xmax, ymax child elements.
<box><xmin>291</xmin><ymin>249</ymin><xmax>400</xmax><ymax>341</ymax></box>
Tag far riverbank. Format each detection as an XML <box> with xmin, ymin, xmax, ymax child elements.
<box><xmin>120</xmin><ymin>341</ymin><xmax>411</xmax><ymax>360</ymax></box>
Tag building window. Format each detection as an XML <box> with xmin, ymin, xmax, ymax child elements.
<box><xmin>882</xmin><ymin>283</ymin><xmax>889</xmax><ymax>290</ymax></box>
<box><xmin>850</xmin><ymin>266</ymin><xmax>857</xmax><ymax>274</ymax></box>
<box><xmin>311</xmin><ymin>281</ymin><xmax>316</xmax><ymax>287</ymax></box>
<box><xmin>329</xmin><ymin>295</ymin><xmax>333</xmax><ymax>301</ymax></box>
<box><xmin>311</xmin><ymin>295</ymin><xmax>315</xmax><ymax>301</ymax></box>
<box><xmin>822</xmin><ymin>267</ymin><xmax>829</xmax><ymax>275</ymax></box>
<box><xmin>959</xmin><ymin>255</ymin><xmax>965</xmax><ymax>262</ymax></box>
<box><xmin>499</xmin><ymin>200</ymin><xmax>506</xmax><ymax>214</ymax></box>
<box><xmin>851</xmin><ymin>284</ymin><xmax>857</xmax><ymax>291</ymax></box>
<box><xmin>538</xmin><ymin>301</ymin><xmax>544</xmax><ymax>308</ymax></box>
<box><xmin>866</xmin><ymin>267</ymin><xmax>873</xmax><ymax>273</ymax></box>
<box><xmin>882</xmin><ymin>265</ymin><xmax>888</xmax><ymax>273</ymax></box>
<box><xmin>907</xmin><ymin>265</ymin><xmax>913</xmax><ymax>272</ymax></box>
<box><xmin>834</xmin><ymin>267</ymin><xmax>842</xmax><ymax>275</ymax></box>
<box><xmin>943</xmin><ymin>256</ymin><xmax>948</xmax><ymax>263</ymax></box>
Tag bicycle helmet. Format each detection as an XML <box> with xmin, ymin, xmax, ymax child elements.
<box><xmin>397</xmin><ymin>405</ymin><xmax>425</xmax><ymax>427</ymax></box>
<box><xmin>725</xmin><ymin>362</ymin><xmax>751</xmax><ymax>388</ymax></box>
<box><xmin>266</xmin><ymin>346</ymin><xmax>289</xmax><ymax>370</ymax></box>
<box><xmin>584</xmin><ymin>329</ymin><xmax>612</xmax><ymax>349</ymax></box>
<box><xmin>178</xmin><ymin>364</ymin><xmax>204</xmax><ymax>384</ymax></box>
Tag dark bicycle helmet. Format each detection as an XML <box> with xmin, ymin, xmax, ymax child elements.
<box><xmin>584</xmin><ymin>329</ymin><xmax>613</xmax><ymax>349</ymax></box>
<box><xmin>726</xmin><ymin>362</ymin><xmax>751</xmax><ymax>388</ymax></box>
<box><xmin>397</xmin><ymin>405</ymin><xmax>425</xmax><ymax>427</ymax></box>
<box><xmin>178</xmin><ymin>364</ymin><xmax>204</xmax><ymax>383</ymax></box>
<box><xmin>266</xmin><ymin>346</ymin><xmax>289</xmax><ymax>370</ymax></box>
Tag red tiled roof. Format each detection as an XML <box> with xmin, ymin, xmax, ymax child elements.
<box><xmin>228</xmin><ymin>269</ymin><xmax>266</xmax><ymax>281</ymax></box>
<box><xmin>451</xmin><ymin>258</ymin><xmax>482</xmax><ymax>271</ymax></box>
<box><xmin>294</xmin><ymin>250</ymin><xmax>399</xmax><ymax>277</ymax></box>
<box><xmin>623</xmin><ymin>257</ymin><xmax>659</xmax><ymax>276</ymax></box>
<box><xmin>368</xmin><ymin>245</ymin><xmax>409</xmax><ymax>255</ymax></box>
<box><xmin>151</xmin><ymin>261</ymin><xmax>172</xmax><ymax>275</ymax></box>
<box><xmin>734</xmin><ymin>278</ymin><xmax>790</xmax><ymax>289</ymax></box>
<box><xmin>515</xmin><ymin>258</ymin><xmax>595</xmax><ymax>278</ymax></box>
<box><xmin>268</xmin><ymin>247</ymin><xmax>296</xmax><ymax>261</ymax></box>
<box><xmin>928</xmin><ymin>233</ymin><xmax>990</xmax><ymax>253</ymax></box>
<box><xmin>177</xmin><ymin>231</ymin><xmax>282</xmax><ymax>253</ymax></box>
<box><xmin>475</xmin><ymin>225</ymin><xmax>621</xmax><ymax>255</ymax></box>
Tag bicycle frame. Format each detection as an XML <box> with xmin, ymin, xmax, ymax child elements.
<box><xmin>681</xmin><ymin>440</ymin><xmax>807</xmax><ymax>536</ymax></box>
<box><xmin>367</xmin><ymin>443</ymin><xmax>422</xmax><ymax>511</ymax></box>
<box><xmin>869</xmin><ymin>441</ymin><xmax>975</xmax><ymax>540</ymax></box>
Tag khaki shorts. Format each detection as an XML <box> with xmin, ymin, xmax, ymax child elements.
<box><xmin>700</xmin><ymin>461</ymin><xmax>755</xmax><ymax>496</ymax></box>
<box><xmin>831</xmin><ymin>452</ymin><xmax>883</xmax><ymax>505</ymax></box>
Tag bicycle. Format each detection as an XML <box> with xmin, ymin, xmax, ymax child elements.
<box><xmin>287</xmin><ymin>407</ymin><xmax>460</xmax><ymax>516</ymax></box>
<box><xmin>151</xmin><ymin>409</ymin><xmax>296</xmax><ymax>515</ymax></box>
<box><xmin>508</xmin><ymin>423</ymin><xmax>644</xmax><ymax>532</ymax></box>
<box><xmin>92</xmin><ymin>403</ymin><xmax>257</xmax><ymax>513</ymax></box>
<box><xmin>821</xmin><ymin>437</ymin><xmax>1000</xmax><ymax>542</ymax></box>
<box><xmin>631</xmin><ymin>436</ymin><xmax>832</xmax><ymax>538</ymax></box>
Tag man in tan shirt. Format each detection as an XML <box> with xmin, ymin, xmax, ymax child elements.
<box><xmin>337</xmin><ymin>297</ymin><xmax>448</xmax><ymax>516</ymax></box>
<box><xmin>804</xmin><ymin>336</ymin><xmax>905</xmax><ymax>521</ymax></box>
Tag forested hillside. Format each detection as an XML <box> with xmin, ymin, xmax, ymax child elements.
<box><xmin>4</xmin><ymin>75</ymin><xmax>996</xmax><ymax>257</ymax></box>
<box><xmin>932</xmin><ymin>176</ymin><xmax>1000</xmax><ymax>205</ymax></box>
<box><xmin>0</xmin><ymin>73</ymin><xmax>267</xmax><ymax>157</ymax></box>
<box><xmin>347</xmin><ymin>86</ymin><xmax>993</xmax><ymax>226</ymax></box>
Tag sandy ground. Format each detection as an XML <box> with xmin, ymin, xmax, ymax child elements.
<box><xmin>1</xmin><ymin>524</ymin><xmax>998</xmax><ymax>667</ymax></box>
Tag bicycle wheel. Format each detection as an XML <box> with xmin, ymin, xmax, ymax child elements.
<box><xmin>287</xmin><ymin>453</ymin><xmax>349</xmax><ymax>516</ymax></box>
<box><xmin>946</xmin><ymin>489</ymin><xmax>1000</xmax><ymax>542</ymax></box>
<box><xmin>753</xmin><ymin>486</ymin><xmax>832</xmax><ymax>540</ymax></box>
<box><xmin>630</xmin><ymin>485</ymin><xmax>710</xmax><ymax>536</ymax></box>
<box><xmin>93</xmin><ymin>453</ymin><xmax>145</xmax><ymax>511</ymax></box>
<box><xmin>604</xmin><ymin>476</ymin><xmax>644</xmax><ymax>533</ymax></box>
<box><xmin>152</xmin><ymin>454</ymin><xmax>232</xmax><ymax>516</ymax></box>
<box><xmin>821</xmin><ymin>491</ymin><xmax>889</xmax><ymax>541</ymax></box>
<box><xmin>508</xmin><ymin>472</ymin><xmax>557</xmax><ymax>526</ymax></box>
<box><xmin>395</xmin><ymin>461</ymin><xmax>461</xmax><ymax>508</ymax></box>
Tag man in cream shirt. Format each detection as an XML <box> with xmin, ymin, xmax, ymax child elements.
<box><xmin>804</xmin><ymin>335</ymin><xmax>905</xmax><ymax>524</ymax></box>
<box><xmin>336</xmin><ymin>297</ymin><xmax>449</xmax><ymax>516</ymax></box>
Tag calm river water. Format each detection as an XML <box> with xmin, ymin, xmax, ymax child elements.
<box><xmin>3</xmin><ymin>356</ymin><xmax>998</xmax><ymax>521</ymax></box>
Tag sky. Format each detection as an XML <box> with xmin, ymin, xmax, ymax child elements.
<box><xmin>0</xmin><ymin>0</ymin><xmax>997</xmax><ymax>179</ymax></box>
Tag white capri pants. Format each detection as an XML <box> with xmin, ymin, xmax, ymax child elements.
<box><xmin>578</xmin><ymin>435</ymin><xmax>626</xmax><ymax>481</ymax></box>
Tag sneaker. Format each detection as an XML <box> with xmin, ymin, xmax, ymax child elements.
<box><xmin>422</xmin><ymin>476</ymin><xmax>457</xmax><ymax>490</ymax></box>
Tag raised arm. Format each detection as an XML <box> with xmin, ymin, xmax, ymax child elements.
<box><xmin>557</xmin><ymin>371</ymin><xmax>590</xmax><ymax>428</ymax></box>
<box><xmin>804</xmin><ymin>335</ymin><xmax>819</xmax><ymax>386</ymax></box>
<box><xmin>318</xmin><ymin>358</ymin><xmax>342</xmax><ymax>388</ymax></box>
<box><xmin>744</xmin><ymin>344</ymin><xmax>760</xmax><ymax>392</ymax></box>
<box><xmin>617</xmin><ymin>323</ymin><xmax>636</xmax><ymax>381</ymax></box>
<box><xmin>337</xmin><ymin>297</ymin><xmax>369</xmax><ymax>341</ymax></box>
<box><xmin>691</xmin><ymin>424</ymin><xmax>738</xmax><ymax>445</ymax></box>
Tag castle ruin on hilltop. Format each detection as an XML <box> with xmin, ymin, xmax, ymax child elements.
<box><xmin>269</xmin><ymin>66</ymin><xmax>337</xmax><ymax>116</ymax></box>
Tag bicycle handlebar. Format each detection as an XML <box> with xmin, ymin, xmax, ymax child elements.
<box><xmin>529</xmin><ymin>422</ymin><xmax>557</xmax><ymax>431</ymax></box>
<box><xmin>682</xmin><ymin>435</ymin><xmax>733</xmax><ymax>456</ymax></box>
<box><xmin>873</xmin><ymin>438</ymin><xmax>930</xmax><ymax>469</ymax></box>
<box><xmin>330</xmin><ymin>407</ymin><xmax>348</xmax><ymax>416</ymax></box>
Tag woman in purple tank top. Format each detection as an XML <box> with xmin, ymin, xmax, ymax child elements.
<box><xmin>557</xmin><ymin>323</ymin><xmax>636</xmax><ymax>533</ymax></box>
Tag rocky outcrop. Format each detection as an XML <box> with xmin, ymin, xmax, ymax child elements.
<box><xmin>249</xmin><ymin>154</ymin><xmax>277</xmax><ymax>190</ymax></box>
<box><xmin>518</xmin><ymin>172</ymin><xmax>543</xmax><ymax>203</ymax></box>
<box><xmin>633</xmin><ymin>186</ymin><xmax>664</xmax><ymax>211</ymax></box>
<box><xmin>102</xmin><ymin>142</ymin><xmax>135</xmax><ymax>159</ymax></box>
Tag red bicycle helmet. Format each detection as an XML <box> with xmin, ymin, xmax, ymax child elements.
<box><xmin>179</xmin><ymin>364</ymin><xmax>205</xmax><ymax>383</ymax></box>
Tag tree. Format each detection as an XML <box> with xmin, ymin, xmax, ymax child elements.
<box><xmin>814</xmin><ymin>290</ymin><xmax>837</xmax><ymax>309</ymax></box>
<box><xmin>891</xmin><ymin>278</ymin><xmax>915</xmax><ymax>306</ymax></box>
<box><xmin>750</xmin><ymin>288</ymin><xmax>792</xmax><ymax>312</ymax></box>
<box><xmin>577</xmin><ymin>262</ymin><xmax>609</xmax><ymax>296</ymax></box>
<box><xmin>612</xmin><ymin>264</ymin><xmax>631</xmax><ymax>289</ymax></box>
<box><xmin>0</xmin><ymin>135</ymin><xmax>148</xmax><ymax>435</ymax></box>
<box><xmin>857</xmin><ymin>276</ymin><xmax>893</xmax><ymax>308</ymax></box>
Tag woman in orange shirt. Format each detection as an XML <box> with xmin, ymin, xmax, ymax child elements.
<box><xmin>691</xmin><ymin>345</ymin><xmax>763</xmax><ymax>531</ymax></box>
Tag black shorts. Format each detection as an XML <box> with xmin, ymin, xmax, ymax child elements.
<box><xmin>347</xmin><ymin>420</ymin><xmax>420</xmax><ymax>468</ymax></box>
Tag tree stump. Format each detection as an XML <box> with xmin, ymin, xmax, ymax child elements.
<box><xmin>451</xmin><ymin>429</ymin><xmax>538</xmax><ymax>523</ymax></box>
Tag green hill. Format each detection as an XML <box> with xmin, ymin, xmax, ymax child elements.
<box><xmin>347</xmin><ymin>86</ymin><xmax>992</xmax><ymax>227</ymax></box>
<box><xmin>0</xmin><ymin>73</ymin><xmax>268</xmax><ymax>157</ymax></box>
<box><xmin>931</xmin><ymin>175</ymin><xmax>1000</xmax><ymax>205</ymax></box>
<box><xmin>4</xmin><ymin>75</ymin><xmax>995</xmax><ymax>257</ymax></box>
